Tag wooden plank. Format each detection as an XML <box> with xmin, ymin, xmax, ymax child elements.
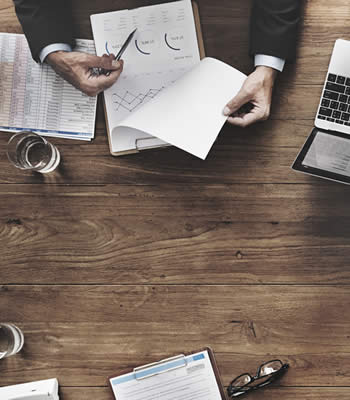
<box><xmin>0</xmin><ymin>117</ymin><xmax>331</xmax><ymax>185</ymax></box>
<box><xmin>0</xmin><ymin>285</ymin><xmax>350</xmax><ymax>386</ymax></box>
<box><xmin>57</xmin><ymin>387</ymin><xmax>350</xmax><ymax>400</ymax></box>
<box><xmin>2</xmin><ymin>183</ymin><xmax>350</xmax><ymax>220</ymax></box>
<box><xmin>1</xmin><ymin>184</ymin><xmax>350</xmax><ymax>284</ymax></box>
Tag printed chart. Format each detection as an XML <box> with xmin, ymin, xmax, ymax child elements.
<box><xmin>165</xmin><ymin>29</ymin><xmax>186</xmax><ymax>51</ymax></box>
<box><xmin>135</xmin><ymin>30</ymin><xmax>160</xmax><ymax>55</ymax></box>
<box><xmin>91</xmin><ymin>0</ymin><xmax>201</xmax><ymax>152</ymax></box>
<box><xmin>105</xmin><ymin>28</ymin><xmax>187</xmax><ymax>57</ymax></box>
<box><xmin>112</xmin><ymin>87</ymin><xmax>165</xmax><ymax>112</ymax></box>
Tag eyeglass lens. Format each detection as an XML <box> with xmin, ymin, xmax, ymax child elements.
<box><xmin>230</xmin><ymin>360</ymin><xmax>283</xmax><ymax>390</ymax></box>
<box><xmin>231</xmin><ymin>374</ymin><xmax>252</xmax><ymax>388</ymax></box>
<box><xmin>259</xmin><ymin>360</ymin><xmax>283</xmax><ymax>377</ymax></box>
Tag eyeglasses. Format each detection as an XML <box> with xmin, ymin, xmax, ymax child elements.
<box><xmin>227</xmin><ymin>360</ymin><xmax>289</xmax><ymax>397</ymax></box>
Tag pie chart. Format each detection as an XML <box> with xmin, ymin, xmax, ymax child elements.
<box><xmin>135</xmin><ymin>30</ymin><xmax>160</xmax><ymax>55</ymax></box>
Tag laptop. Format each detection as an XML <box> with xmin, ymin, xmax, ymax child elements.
<box><xmin>293</xmin><ymin>39</ymin><xmax>350</xmax><ymax>184</ymax></box>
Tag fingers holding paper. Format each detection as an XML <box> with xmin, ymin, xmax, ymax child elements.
<box><xmin>46</xmin><ymin>51</ymin><xmax>124</xmax><ymax>96</ymax></box>
<box><xmin>223</xmin><ymin>66</ymin><xmax>278</xmax><ymax>127</ymax></box>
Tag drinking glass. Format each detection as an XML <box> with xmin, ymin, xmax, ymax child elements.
<box><xmin>7</xmin><ymin>131</ymin><xmax>60</xmax><ymax>173</ymax></box>
<box><xmin>0</xmin><ymin>323</ymin><xmax>24</xmax><ymax>360</ymax></box>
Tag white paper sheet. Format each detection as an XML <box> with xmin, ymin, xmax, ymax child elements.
<box><xmin>109</xmin><ymin>350</ymin><xmax>222</xmax><ymax>400</ymax></box>
<box><xmin>0</xmin><ymin>378</ymin><xmax>59</xmax><ymax>400</ymax></box>
<box><xmin>0</xmin><ymin>33</ymin><xmax>97</xmax><ymax>140</ymax></box>
<box><xmin>91</xmin><ymin>0</ymin><xmax>201</xmax><ymax>152</ymax></box>
<box><xmin>114</xmin><ymin>57</ymin><xmax>247</xmax><ymax>159</ymax></box>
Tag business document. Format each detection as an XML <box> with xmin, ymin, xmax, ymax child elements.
<box><xmin>109</xmin><ymin>350</ymin><xmax>222</xmax><ymax>400</ymax></box>
<box><xmin>91</xmin><ymin>0</ymin><xmax>201</xmax><ymax>153</ymax></box>
<box><xmin>0</xmin><ymin>33</ymin><xmax>97</xmax><ymax>140</ymax></box>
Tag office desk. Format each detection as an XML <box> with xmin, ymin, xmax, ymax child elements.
<box><xmin>1</xmin><ymin>1</ymin><xmax>350</xmax><ymax>399</ymax></box>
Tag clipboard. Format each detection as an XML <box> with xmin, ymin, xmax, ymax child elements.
<box><xmin>108</xmin><ymin>347</ymin><xmax>227</xmax><ymax>400</ymax></box>
<box><xmin>102</xmin><ymin>1</ymin><xmax>206</xmax><ymax>156</ymax></box>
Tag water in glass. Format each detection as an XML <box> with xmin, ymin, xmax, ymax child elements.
<box><xmin>7</xmin><ymin>132</ymin><xmax>60</xmax><ymax>173</ymax></box>
<box><xmin>0</xmin><ymin>323</ymin><xmax>24</xmax><ymax>359</ymax></box>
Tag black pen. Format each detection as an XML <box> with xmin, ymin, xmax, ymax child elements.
<box><xmin>91</xmin><ymin>29</ymin><xmax>137</xmax><ymax>77</ymax></box>
<box><xmin>116</xmin><ymin>28</ymin><xmax>137</xmax><ymax>61</ymax></box>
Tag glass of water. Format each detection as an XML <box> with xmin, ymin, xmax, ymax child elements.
<box><xmin>7</xmin><ymin>131</ymin><xmax>60</xmax><ymax>173</ymax></box>
<box><xmin>0</xmin><ymin>323</ymin><xmax>24</xmax><ymax>360</ymax></box>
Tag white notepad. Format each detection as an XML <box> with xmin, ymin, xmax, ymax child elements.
<box><xmin>0</xmin><ymin>33</ymin><xmax>97</xmax><ymax>140</ymax></box>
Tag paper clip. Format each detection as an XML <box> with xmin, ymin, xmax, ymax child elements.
<box><xmin>133</xmin><ymin>354</ymin><xmax>187</xmax><ymax>380</ymax></box>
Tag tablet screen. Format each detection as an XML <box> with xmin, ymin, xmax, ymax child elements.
<box><xmin>292</xmin><ymin>128</ymin><xmax>350</xmax><ymax>184</ymax></box>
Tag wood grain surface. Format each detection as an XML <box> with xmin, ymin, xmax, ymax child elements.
<box><xmin>1</xmin><ymin>1</ymin><xmax>350</xmax><ymax>400</ymax></box>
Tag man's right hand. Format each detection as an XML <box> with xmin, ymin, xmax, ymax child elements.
<box><xmin>46</xmin><ymin>51</ymin><xmax>123</xmax><ymax>96</ymax></box>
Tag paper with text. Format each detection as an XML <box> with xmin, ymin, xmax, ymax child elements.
<box><xmin>91</xmin><ymin>0</ymin><xmax>201</xmax><ymax>152</ymax></box>
<box><xmin>110</xmin><ymin>350</ymin><xmax>222</xmax><ymax>400</ymax></box>
<box><xmin>0</xmin><ymin>33</ymin><xmax>97</xmax><ymax>140</ymax></box>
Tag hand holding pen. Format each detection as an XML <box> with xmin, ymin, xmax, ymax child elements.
<box><xmin>90</xmin><ymin>28</ymin><xmax>137</xmax><ymax>77</ymax></box>
<box><xmin>46</xmin><ymin>51</ymin><xmax>124</xmax><ymax>97</ymax></box>
<box><xmin>45</xmin><ymin>28</ymin><xmax>136</xmax><ymax>97</ymax></box>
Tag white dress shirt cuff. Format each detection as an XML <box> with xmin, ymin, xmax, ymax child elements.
<box><xmin>39</xmin><ymin>43</ymin><xmax>72</xmax><ymax>63</ymax></box>
<box><xmin>254</xmin><ymin>54</ymin><xmax>286</xmax><ymax>72</ymax></box>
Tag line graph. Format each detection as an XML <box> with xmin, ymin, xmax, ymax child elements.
<box><xmin>112</xmin><ymin>87</ymin><xmax>165</xmax><ymax>112</ymax></box>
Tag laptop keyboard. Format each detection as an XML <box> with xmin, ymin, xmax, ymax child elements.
<box><xmin>317</xmin><ymin>73</ymin><xmax>350</xmax><ymax>126</ymax></box>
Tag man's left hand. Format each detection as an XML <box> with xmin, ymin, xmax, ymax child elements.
<box><xmin>223</xmin><ymin>66</ymin><xmax>278</xmax><ymax>127</ymax></box>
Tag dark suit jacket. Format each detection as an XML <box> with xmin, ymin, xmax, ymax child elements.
<box><xmin>13</xmin><ymin>0</ymin><xmax>301</xmax><ymax>63</ymax></box>
<box><xmin>13</xmin><ymin>0</ymin><xmax>75</xmax><ymax>61</ymax></box>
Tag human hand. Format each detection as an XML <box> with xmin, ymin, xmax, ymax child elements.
<box><xmin>46</xmin><ymin>51</ymin><xmax>123</xmax><ymax>96</ymax></box>
<box><xmin>223</xmin><ymin>66</ymin><xmax>278</xmax><ymax>127</ymax></box>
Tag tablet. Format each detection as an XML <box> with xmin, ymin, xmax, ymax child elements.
<box><xmin>292</xmin><ymin>128</ymin><xmax>350</xmax><ymax>184</ymax></box>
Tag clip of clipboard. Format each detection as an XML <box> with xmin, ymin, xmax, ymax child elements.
<box><xmin>135</xmin><ymin>137</ymin><xmax>170</xmax><ymax>151</ymax></box>
<box><xmin>133</xmin><ymin>354</ymin><xmax>187</xmax><ymax>380</ymax></box>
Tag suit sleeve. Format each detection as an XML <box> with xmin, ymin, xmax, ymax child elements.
<box><xmin>250</xmin><ymin>0</ymin><xmax>301</xmax><ymax>62</ymax></box>
<box><xmin>13</xmin><ymin>0</ymin><xmax>75</xmax><ymax>62</ymax></box>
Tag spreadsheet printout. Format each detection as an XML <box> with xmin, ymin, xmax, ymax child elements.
<box><xmin>0</xmin><ymin>33</ymin><xmax>97</xmax><ymax>140</ymax></box>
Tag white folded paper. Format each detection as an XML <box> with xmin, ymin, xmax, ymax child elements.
<box><xmin>0</xmin><ymin>378</ymin><xmax>59</xmax><ymax>400</ymax></box>
<box><xmin>112</xmin><ymin>58</ymin><xmax>247</xmax><ymax>159</ymax></box>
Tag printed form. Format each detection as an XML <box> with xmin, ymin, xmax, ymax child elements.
<box><xmin>110</xmin><ymin>350</ymin><xmax>222</xmax><ymax>400</ymax></box>
<box><xmin>0</xmin><ymin>33</ymin><xmax>97</xmax><ymax>140</ymax></box>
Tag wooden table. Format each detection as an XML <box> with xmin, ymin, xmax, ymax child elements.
<box><xmin>1</xmin><ymin>1</ymin><xmax>350</xmax><ymax>399</ymax></box>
